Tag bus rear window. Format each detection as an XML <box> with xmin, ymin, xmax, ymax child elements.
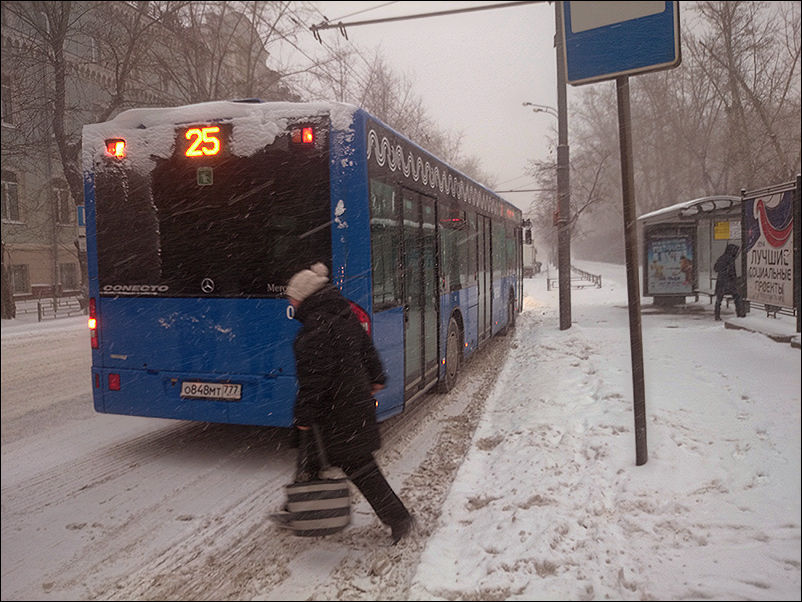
<box><xmin>94</xmin><ymin>132</ymin><xmax>331</xmax><ymax>298</ymax></box>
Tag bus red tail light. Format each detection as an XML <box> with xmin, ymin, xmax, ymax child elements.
<box><xmin>108</xmin><ymin>373</ymin><xmax>121</xmax><ymax>391</ymax></box>
<box><xmin>105</xmin><ymin>138</ymin><xmax>126</xmax><ymax>158</ymax></box>
<box><xmin>291</xmin><ymin>126</ymin><xmax>315</xmax><ymax>145</ymax></box>
<box><xmin>89</xmin><ymin>297</ymin><xmax>99</xmax><ymax>349</ymax></box>
<box><xmin>348</xmin><ymin>301</ymin><xmax>371</xmax><ymax>337</ymax></box>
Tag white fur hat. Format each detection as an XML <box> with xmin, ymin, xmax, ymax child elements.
<box><xmin>286</xmin><ymin>262</ymin><xmax>329</xmax><ymax>302</ymax></box>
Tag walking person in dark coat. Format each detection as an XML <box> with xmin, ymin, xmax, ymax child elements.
<box><xmin>281</xmin><ymin>262</ymin><xmax>413</xmax><ymax>545</ymax></box>
<box><xmin>713</xmin><ymin>243</ymin><xmax>745</xmax><ymax>320</ymax></box>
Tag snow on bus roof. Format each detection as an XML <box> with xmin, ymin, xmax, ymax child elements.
<box><xmin>103</xmin><ymin>100</ymin><xmax>358</xmax><ymax>131</ymax></box>
<box><xmin>82</xmin><ymin>100</ymin><xmax>359</xmax><ymax>173</ymax></box>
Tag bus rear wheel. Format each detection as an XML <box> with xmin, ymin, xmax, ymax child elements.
<box><xmin>438</xmin><ymin>317</ymin><xmax>461</xmax><ymax>393</ymax></box>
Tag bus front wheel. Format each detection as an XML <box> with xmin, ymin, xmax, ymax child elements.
<box><xmin>439</xmin><ymin>317</ymin><xmax>461</xmax><ymax>393</ymax></box>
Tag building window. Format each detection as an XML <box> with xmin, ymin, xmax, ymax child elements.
<box><xmin>90</xmin><ymin>36</ymin><xmax>102</xmax><ymax>63</ymax></box>
<box><xmin>60</xmin><ymin>263</ymin><xmax>79</xmax><ymax>292</ymax></box>
<box><xmin>10</xmin><ymin>264</ymin><xmax>30</xmax><ymax>295</ymax></box>
<box><xmin>159</xmin><ymin>73</ymin><xmax>171</xmax><ymax>93</ymax></box>
<box><xmin>53</xmin><ymin>179</ymin><xmax>73</xmax><ymax>225</ymax></box>
<box><xmin>1</xmin><ymin>74</ymin><xmax>13</xmax><ymax>125</ymax></box>
<box><xmin>2</xmin><ymin>170</ymin><xmax>21</xmax><ymax>222</ymax></box>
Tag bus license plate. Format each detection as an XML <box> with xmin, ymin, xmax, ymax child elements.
<box><xmin>180</xmin><ymin>381</ymin><xmax>242</xmax><ymax>401</ymax></box>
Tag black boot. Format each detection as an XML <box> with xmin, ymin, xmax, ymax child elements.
<box><xmin>391</xmin><ymin>515</ymin><xmax>415</xmax><ymax>545</ymax></box>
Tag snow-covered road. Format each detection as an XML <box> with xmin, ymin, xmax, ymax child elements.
<box><xmin>1</xmin><ymin>304</ymin><xmax>513</xmax><ymax>601</ymax></box>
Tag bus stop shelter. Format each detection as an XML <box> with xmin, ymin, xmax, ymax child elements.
<box><xmin>639</xmin><ymin>196</ymin><xmax>742</xmax><ymax>305</ymax></box>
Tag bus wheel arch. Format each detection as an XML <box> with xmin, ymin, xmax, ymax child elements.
<box><xmin>438</xmin><ymin>312</ymin><xmax>463</xmax><ymax>393</ymax></box>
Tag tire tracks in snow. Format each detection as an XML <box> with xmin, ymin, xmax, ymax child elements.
<box><xmin>97</xmin><ymin>325</ymin><xmax>516</xmax><ymax>601</ymax></box>
<box><xmin>2</xmin><ymin>313</ymin><xmax>522</xmax><ymax>601</ymax></box>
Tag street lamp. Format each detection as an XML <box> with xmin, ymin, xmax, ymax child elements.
<box><xmin>553</xmin><ymin>4</ymin><xmax>572</xmax><ymax>331</ymax></box>
<box><xmin>522</xmin><ymin>102</ymin><xmax>558</xmax><ymax>120</ymax></box>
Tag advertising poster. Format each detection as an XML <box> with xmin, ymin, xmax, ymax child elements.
<box><xmin>714</xmin><ymin>219</ymin><xmax>740</xmax><ymax>241</ymax></box>
<box><xmin>743</xmin><ymin>186</ymin><xmax>795</xmax><ymax>308</ymax></box>
<box><xmin>645</xmin><ymin>229</ymin><xmax>695</xmax><ymax>295</ymax></box>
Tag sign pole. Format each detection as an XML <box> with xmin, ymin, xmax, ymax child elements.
<box><xmin>792</xmin><ymin>174</ymin><xmax>802</xmax><ymax>332</ymax></box>
<box><xmin>616</xmin><ymin>75</ymin><xmax>648</xmax><ymax>465</ymax></box>
<box><xmin>555</xmin><ymin>3</ymin><xmax>572</xmax><ymax>330</ymax></box>
<box><xmin>560</xmin><ymin>1</ymin><xmax>681</xmax><ymax>467</ymax></box>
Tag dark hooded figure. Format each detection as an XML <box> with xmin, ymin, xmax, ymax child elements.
<box><xmin>713</xmin><ymin>243</ymin><xmax>745</xmax><ymax>320</ymax></box>
<box><xmin>280</xmin><ymin>262</ymin><xmax>413</xmax><ymax>545</ymax></box>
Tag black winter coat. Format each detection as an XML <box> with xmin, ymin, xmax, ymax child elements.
<box><xmin>714</xmin><ymin>243</ymin><xmax>740</xmax><ymax>295</ymax></box>
<box><xmin>292</xmin><ymin>284</ymin><xmax>386</xmax><ymax>463</ymax></box>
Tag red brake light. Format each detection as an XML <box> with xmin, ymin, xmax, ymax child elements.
<box><xmin>348</xmin><ymin>301</ymin><xmax>371</xmax><ymax>337</ymax></box>
<box><xmin>105</xmin><ymin>139</ymin><xmax>126</xmax><ymax>158</ymax></box>
<box><xmin>89</xmin><ymin>297</ymin><xmax>98</xmax><ymax>349</ymax></box>
<box><xmin>292</xmin><ymin>127</ymin><xmax>315</xmax><ymax>145</ymax></box>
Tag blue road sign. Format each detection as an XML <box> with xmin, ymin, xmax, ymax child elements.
<box><xmin>560</xmin><ymin>1</ymin><xmax>681</xmax><ymax>86</ymax></box>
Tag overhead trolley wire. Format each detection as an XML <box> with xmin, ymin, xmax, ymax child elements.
<box><xmin>311</xmin><ymin>1</ymin><xmax>544</xmax><ymax>40</ymax></box>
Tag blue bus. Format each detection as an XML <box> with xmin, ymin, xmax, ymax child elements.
<box><xmin>83</xmin><ymin>100</ymin><xmax>523</xmax><ymax>427</ymax></box>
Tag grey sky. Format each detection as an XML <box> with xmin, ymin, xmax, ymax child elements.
<box><xmin>308</xmin><ymin>1</ymin><xmax>563</xmax><ymax>210</ymax></box>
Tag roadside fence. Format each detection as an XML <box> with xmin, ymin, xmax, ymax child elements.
<box><xmin>547</xmin><ymin>265</ymin><xmax>603</xmax><ymax>291</ymax></box>
<box><xmin>14</xmin><ymin>296</ymin><xmax>87</xmax><ymax>322</ymax></box>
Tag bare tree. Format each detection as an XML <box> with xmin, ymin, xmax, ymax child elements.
<box><xmin>5</xmin><ymin>2</ymin><xmax>192</xmax><ymax>202</ymax></box>
<box><xmin>298</xmin><ymin>39</ymin><xmax>495</xmax><ymax>184</ymax></box>
<box><xmin>557</xmin><ymin>0</ymin><xmax>800</xmax><ymax>262</ymax></box>
<box><xmin>687</xmin><ymin>0</ymin><xmax>801</xmax><ymax>188</ymax></box>
<box><xmin>153</xmin><ymin>1</ymin><xmax>304</xmax><ymax>103</ymax></box>
<box><xmin>3</xmin><ymin>1</ymin><xmax>191</xmax><ymax>303</ymax></box>
<box><xmin>2</xmin><ymin>1</ymin><xmax>310</xmax><ymax>303</ymax></box>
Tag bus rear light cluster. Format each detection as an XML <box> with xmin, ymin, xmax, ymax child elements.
<box><xmin>291</xmin><ymin>127</ymin><xmax>314</xmax><ymax>145</ymax></box>
<box><xmin>89</xmin><ymin>297</ymin><xmax>99</xmax><ymax>349</ymax></box>
<box><xmin>105</xmin><ymin>138</ymin><xmax>126</xmax><ymax>158</ymax></box>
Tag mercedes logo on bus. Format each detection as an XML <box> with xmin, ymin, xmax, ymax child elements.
<box><xmin>201</xmin><ymin>278</ymin><xmax>215</xmax><ymax>294</ymax></box>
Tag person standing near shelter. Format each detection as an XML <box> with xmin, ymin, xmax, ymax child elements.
<box><xmin>678</xmin><ymin>255</ymin><xmax>693</xmax><ymax>286</ymax></box>
<box><xmin>280</xmin><ymin>262</ymin><xmax>414</xmax><ymax>545</ymax></box>
<box><xmin>713</xmin><ymin>243</ymin><xmax>746</xmax><ymax>320</ymax></box>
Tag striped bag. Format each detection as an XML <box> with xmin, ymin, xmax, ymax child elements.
<box><xmin>284</xmin><ymin>425</ymin><xmax>350</xmax><ymax>536</ymax></box>
<box><xmin>285</xmin><ymin>477</ymin><xmax>351</xmax><ymax>536</ymax></box>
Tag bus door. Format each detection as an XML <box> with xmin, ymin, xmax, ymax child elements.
<box><xmin>477</xmin><ymin>214</ymin><xmax>493</xmax><ymax>343</ymax></box>
<box><xmin>402</xmin><ymin>188</ymin><xmax>439</xmax><ymax>400</ymax></box>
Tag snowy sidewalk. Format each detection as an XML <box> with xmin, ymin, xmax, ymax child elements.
<box><xmin>409</xmin><ymin>262</ymin><xmax>800</xmax><ymax>601</ymax></box>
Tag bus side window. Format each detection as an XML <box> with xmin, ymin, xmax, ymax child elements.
<box><xmin>369</xmin><ymin>179</ymin><xmax>402</xmax><ymax>310</ymax></box>
<box><xmin>439</xmin><ymin>199</ymin><xmax>466</xmax><ymax>294</ymax></box>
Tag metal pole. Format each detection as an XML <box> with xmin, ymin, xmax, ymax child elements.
<box><xmin>554</xmin><ymin>3</ymin><xmax>571</xmax><ymax>330</ymax></box>
<box><xmin>794</xmin><ymin>174</ymin><xmax>801</xmax><ymax>333</ymax></box>
<box><xmin>616</xmin><ymin>76</ymin><xmax>648</xmax><ymax>466</ymax></box>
